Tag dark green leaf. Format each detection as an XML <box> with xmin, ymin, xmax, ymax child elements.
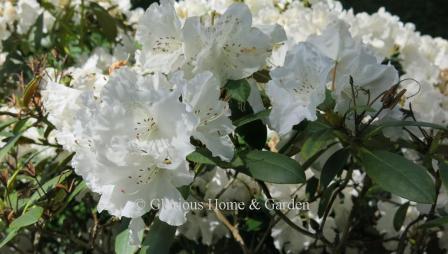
<box><xmin>420</xmin><ymin>216</ymin><xmax>448</xmax><ymax>229</ymax></box>
<box><xmin>305</xmin><ymin>177</ymin><xmax>319</xmax><ymax>199</ymax></box>
<box><xmin>358</xmin><ymin>149</ymin><xmax>435</xmax><ymax>203</ymax></box>
<box><xmin>233</xmin><ymin>109</ymin><xmax>270</xmax><ymax>127</ymax></box>
<box><xmin>300</xmin><ymin>129</ymin><xmax>336</xmax><ymax>161</ymax></box>
<box><xmin>309</xmin><ymin>219</ymin><xmax>320</xmax><ymax>231</ymax></box>
<box><xmin>229</xmin><ymin>100</ymin><xmax>267</xmax><ymax>150</ymax></box>
<box><xmin>365</xmin><ymin>121</ymin><xmax>448</xmax><ymax>138</ymax></box>
<box><xmin>321</xmin><ymin>149</ymin><xmax>349</xmax><ymax>187</ymax></box>
<box><xmin>317</xmin><ymin>89</ymin><xmax>335</xmax><ymax>111</ymax></box>
<box><xmin>187</xmin><ymin>148</ymin><xmax>218</xmax><ymax>166</ymax></box>
<box><xmin>225</xmin><ymin>79</ymin><xmax>251</xmax><ymax>102</ymax></box>
<box><xmin>245</xmin><ymin>218</ymin><xmax>263</xmax><ymax>232</ymax></box>
<box><xmin>439</xmin><ymin>160</ymin><xmax>448</xmax><ymax>193</ymax></box>
<box><xmin>0</xmin><ymin>132</ymin><xmax>25</xmax><ymax>163</ymax></box>
<box><xmin>9</xmin><ymin>206</ymin><xmax>44</xmax><ymax>230</ymax></box>
<box><xmin>91</xmin><ymin>3</ymin><xmax>118</xmax><ymax>41</ymax></box>
<box><xmin>25</xmin><ymin>171</ymin><xmax>72</xmax><ymax>209</ymax></box>
<box><xmin>243</xmin><ymin>150</ymin><xmax>305</xmax><ymax>184</ymax></box>
<box><xmin>318</xmin><ymin>182</ymin><xmax>337</xmax><ymax>217</ymax></box>
<box><xmin>393</xmin><ymin>202</ymin><xmax>409</xmax><ymax>231</ymax></box>
<box><xmin>139</xmin><ymin>219</ymin><xmax>176</xmax><ymax>254</ymax></box>
<box><xmin>34</xmin><ymin>14</ymin><xmax>44</xmax><ymax>49</ymax></box>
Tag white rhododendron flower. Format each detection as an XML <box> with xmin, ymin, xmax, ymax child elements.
<box><xmin>16</xmin><ymin>0</ymin><xmax>41</xmax><ymax>34</ymax></box>
<box><xmin>178</xmin><ymin>211</ymin><xmax>229</xmax><ymax>246</ymax></box>
<box><xmin>137</xmin><ymin>0</ymin><xmax>273</xmax><ymax>83</ymax></box>
<box><xmin>179</xmin><ymin>71</ymin><xmax>235</xmax><ymax>161</ymax></box>
<box><xmin>309</xmin><ymin>21</ymin><xmax>399</xmax><ymax>114</ymax></box>
<box><xmin>267</xmin><ymin>42</ymin><xmax>332</xmax><ymax>134</ymax></box>
<box><xmin>44</xmin><ymin>68</ymin><xmax>199</xmax><ymax>226</ymax></box>
<box><xmin>182</xmin><ymin>2</ymin><xmax>272</xmax><ymax>81</ymax></box>
<box><xmin>41</xmin><ymin>81</ymin><xmax>91</xmax><ymax>151</ymax></box>
<box><xmin>136</xmin><ymin>0</ymin><xmax>184</xmax><ymax>73</ymax></box>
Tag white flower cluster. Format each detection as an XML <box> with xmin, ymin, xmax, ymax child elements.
<box><xmin>40</xmin><ymin>0</ymin><xmax>448</xmax><ymax>250</ymax></box>
<box><xmin>176</xmin><ymin>0</ymin><xmax>448</xmax><ymax>126</ymax></box>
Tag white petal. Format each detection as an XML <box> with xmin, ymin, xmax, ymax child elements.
<box><xmin>136</xmin><ymin>0</ymin><xmax>184</xmax><ymax>73</ymax></box>
<box><xmin>267</xmin><ymin>42</ymin><xmax>332</xmax><ymax>134</ymax></box>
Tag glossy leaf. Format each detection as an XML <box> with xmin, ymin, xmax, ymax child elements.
<box><xmin>320</xmin><ymin>149</ymin><xmax>349</xmax><ymax>187</ymax></box>
<box><xmin>300</xmin><ymin>129</ymin><xmax>335</xmax><ymax>161</ymax></box>
<box><xmin>187</xmin><ymin>148</ymin><xmax>218</xmax><ymax>166</ymax></box>
<box><xmin>139</xmin><ymin>219</ymin><xmax>176</xmax><ymax>254</ymax></box>
<box><xmin>358</xmin><ymin>149</ymin><xmax>435</xmax><ymax>203</ymax></box>
<box><xmin>243</xmin><ymin>150</ymin><xmax>305</xmax><ymax>184</ymax></box>
<box><xmin>438</xmin><ymin>160</ymin><xmax>448</xmax><ymax>193</ymax></box>
<box><xmin>225</xmin><ymin>79</ymin><xmax>251</xmax><ymax>102</ymax></box>
<box><xmin>393</xmin><ymin>202</ymin><xmax>409</xmax><ymax>231</ymax></box>
<box><xmin>420</xmin><ymin>216</ymin><xmax>448</xmax><ymax>229</ymax></box>
<box><xmin>365</xmin><ymin>121</ymin><xmax>448</xmax><ymax>138</ymax></box>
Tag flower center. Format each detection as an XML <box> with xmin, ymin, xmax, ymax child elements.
<box><xmin>152</xmin><ymin>36</ymin><xmax>182</xmax><ymax>53</ymax></box>
<box><xmin>129</xmin><ymin>166</ymin><xmax>161</xmax><ymax>186</ymax></box>
<box><xmin>134</xmin><ymin>115</ymin><xmax>159</xmax><ymax>140</ymax></box>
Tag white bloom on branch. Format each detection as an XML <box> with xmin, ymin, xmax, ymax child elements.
<box><xmin>267</xmin><ymin>42</ymin><xmax>332</xmax><ymax>135</ymax></box>
<box><xmin>136</xmin><ymin>0</ymin><xmax>184</xmax><ymax>73</ymax></box>
<box><xmin>182</xmin><ymin>3</ymin><xmax>272</xmax><ymax>82</ymax></box>
<box><xmin>308</xmin><ymin>20</ymin><xmax>399</xmax><ymax>114</ymax></box>
<box><xmin>43</xmin><ymin>68</ymin><xmax>199</xmax><ymax>226</ymax></box>
<box><xmin>178</xmin><ymin>71</ymin><xmax>235</xmax><ymax>161</ymax></box>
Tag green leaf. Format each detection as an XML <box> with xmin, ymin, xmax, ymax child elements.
<box><xmin>393</xmin><ymin>202</ymin><xmax>409</xmax><ymax>231</ymax></box>
<box><xmin>358</xmin><ymin>149</ymin><xmax>435</xmax><ymax>203</ymax></box>
<box><xmin>300</xmin><ymin>129</ymin><xmax>335</xmax><ymax>161</ymax></box>
<box><xmin>34</xmin><ymin>14</ymin><xmax>44</xmax><ymax>49</ymax></box>
<box><xmin>245</xmin><ymin>218</ymin><xmax>263</xmax><ymax>232</ymax></box>
<box><xmin>115</xmin><ymin>227</ymin><xmax>139</xmax><ymax>254</ymax></box>
<box><xmin>305</xmin><ymin>177</ymin><xmax>319</xmax><ymax>200</ymax></box>
<box><xmin>225</xmin><ymin>79</ymin><xmax>251</xmax><ymax>102</ymax></box>
<box><xmin>439</xmin><ymin>160</ymin><xmax>448</xmax><ymax>193</ymax></box>
<box><xmin>318</xmin><ymin>182</ymin><xmax>337</xmax><ymax>217</ymax></box>
<box><xmin>91</xmin><ymin>3</ymin><xmax>118</xmax><ymax>41</ymax></box>
<box><xmin>317</xmin><ymin>89</ymin><xmax>335</xmax><ymax>111</ymax></box>
<box><xmin>420</xmin><ymin>216</ymin><xmax>448</xmax><ymax>229</ymax></box>
<box><xmin>139</xmin><ymin>219</ymin><xmax>176</xmax><ymax>254</ymax></box>
<box><xmin>115</xmin><ymin>232</ymin><xmax>136</xmax><ymax>254</ymax></box>
<box><xmin>187</xmin><ymin>148</ymin><xmax>218</xmax><ymax>166</ymax></box>
<box><xmin>0</xmin><ymin>231</ymin><xmax>17</xmax><ymax>248</ymax></box>
<box><xmin>229</xmin><ymin>100</ymin><xmax>267</xmax><ymax>150</ymax></box>
<box><xmin>365</xmin><ymin>121</ymin><xmax>448</xmax><ymax>138</ymax></box>
<box><xmin>0</xmin><ymin>118</ymin><xmax>18</xmax><ymax>132</ymax></box>
<box><xmin>320</xmin><ymin>149</ymin><xmax>349</xmax><ymax>187</ymax></box>
<box><xmin>22</xmin><ymin>76</ymin><xmax>42</xmax><ymax>107</ymax></box>
<box><xmin>0</xmin><ymin>132</ymin><xmax>24</xmax><ymax>163</ymax></box>
<box><xmin>9</xmin><ymin>206</ymin><xmax>44</xmax><ymax>230</ymax></box>
<box><xmin>243</xmin><ymin>150</ymin><xmax>305</xmax><ymax>184</ymax></box>
<box><xmin>233</xmin><ymin>109</ymin><xmax>270</xmax><ymax>127</ymax></box>
<box><xmin>24</xmin><ymin>171</ymin><xmax>72</xmax><ymax>210</ymax></box>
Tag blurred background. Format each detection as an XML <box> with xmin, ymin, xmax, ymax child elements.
<box><xmin>131</xmin><ymin>0</ymin><xmax>448</xmax><ymax>39</ymax></box>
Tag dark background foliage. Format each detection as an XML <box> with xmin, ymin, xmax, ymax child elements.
<box><xmin>132</xmin><ymin>0</ymin><xmax>448</xmax><ymax>39</ymax></box>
